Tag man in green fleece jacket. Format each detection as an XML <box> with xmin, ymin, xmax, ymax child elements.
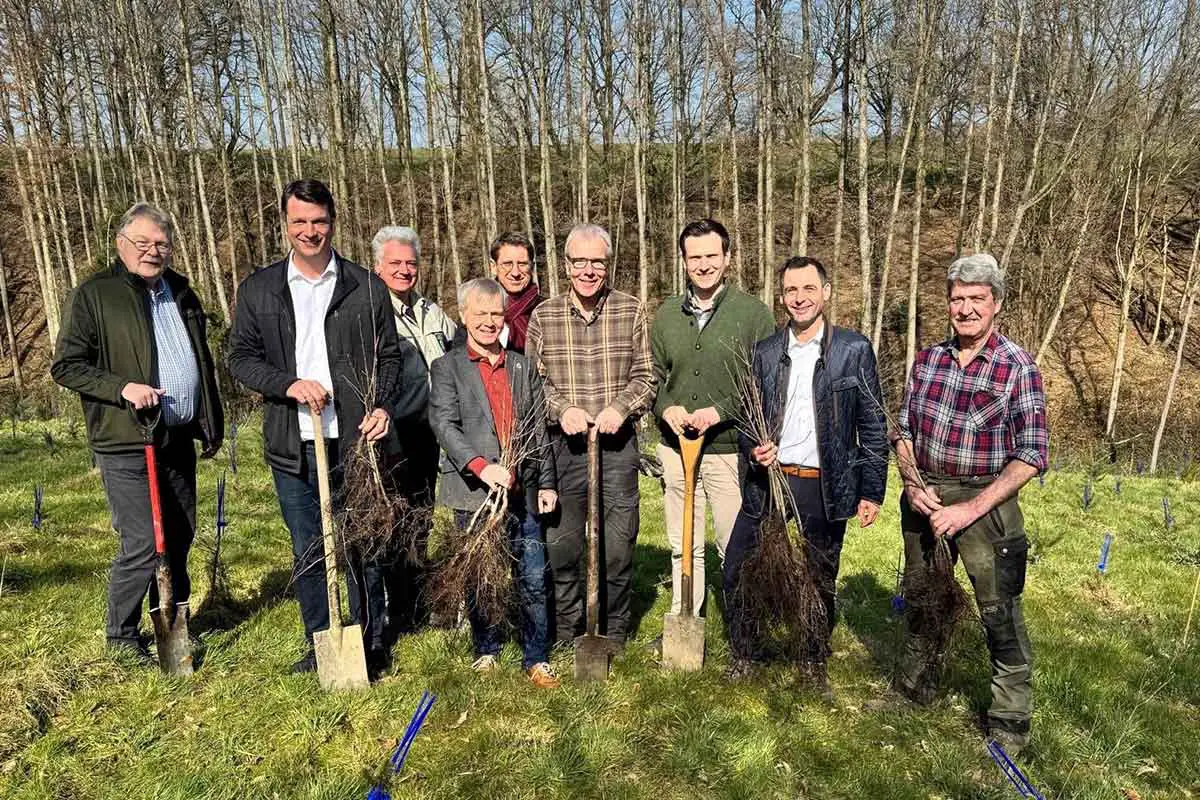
<box><xmin>651</xmin><ymin>218</ymin><xmax>776</xmax><ymax>620</ymax></box>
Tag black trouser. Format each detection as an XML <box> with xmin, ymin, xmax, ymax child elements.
<box><xmin>544</xmin><ymin>426</ymin><xmax>641</xmax><ymax>643</ymax></box>
<box><xmin>270</xmin><ymin>440</ymin><xmax>386</xmax><ymax>651</ymax></box>
<box><xmin>382</xmin><ymin>422</ymin><xmax>439</xmax><ymax>640</ymax></box>
<box><xmin>95</xmin><ymin>434</ymin><xmax>197</xmax><ymax>645</ymax></box>
<box><xmin>723</xmin><ymin>474</ymin><xmax>846</xmax><ymax>661</ymax></box>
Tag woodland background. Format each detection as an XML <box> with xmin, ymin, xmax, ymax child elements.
<box><xmin>1</xmin><ymin>0</ymin><xmax>1200</xmax><ymax>464</ymax></box>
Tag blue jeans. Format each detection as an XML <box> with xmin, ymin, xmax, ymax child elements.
<box><xmin>272</xmin><ymin>440</ymin><xmax>386</xmax><ymax>650</ymax></box>
<box><xmin>454</xmin><ymin>503</ymin><xmax>551</xmax><ymax>668</ymax></box>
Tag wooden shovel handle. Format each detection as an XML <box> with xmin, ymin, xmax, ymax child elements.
<box><xmin>310</xmin><ymin>408</ymin><xmax>342</xmax><ymax>634</ymax></box>
<box><xmin>678</xmin><ymin>434</ymin><xmax>704</xmax><ymax>617</ymax></box>
<box><xmin>586</xmin><ymin>425</ymin><xmax>601</xmax><ymax>636</ymax></box>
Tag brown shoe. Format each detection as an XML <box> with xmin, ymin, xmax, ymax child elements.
<box><xmin>526</xmin><ymin>662</ymin><xmax>561</xmax><ymax>689</ymax></box>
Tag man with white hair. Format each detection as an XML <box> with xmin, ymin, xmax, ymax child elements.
<box><xmin>371</xmin><ymin>225</ymin><xmax>452</xmax><ymax>639</ymax></box>
<box><xmin>429</xmin><ymin>278</ymin><xmax>560</xmax><ymax>688</ymax></box>
<box><xmin>526</xmin><ymin>223</ymin><xmax>656</xmax><ymax>646</ymax></box>
<box><xmin>52</xmin><ymin>202</ymin><xmax>223</xmax><ymax>663</ymax></box>
<box><xmin>891</xmin><ymin>252</ymin><xmax>1048</xmax><ymax>756</ymax></box>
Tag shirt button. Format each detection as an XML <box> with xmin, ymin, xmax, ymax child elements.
<box><xmin>691</xmin><ymin>393</ymin><xmax>698</xmax><ymax>401</ymax></box>
<box><xmin>693</xmin><ymin>369</ymin><xmax>700</xmax><ymax>377</ymax></box>
<box><xmin>695</xmin><ymin>343</ymin><xmax>702</xmax><ymax>351</ymax></box>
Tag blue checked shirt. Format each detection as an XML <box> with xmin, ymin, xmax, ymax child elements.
<box><xmin>149</xmin><ymin>280</ymin><xmax>201</xmax><ymax>427</ymax></box>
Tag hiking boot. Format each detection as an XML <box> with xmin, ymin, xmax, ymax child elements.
<box><xmin>366</xmin><ymin>648</ymin><xmax>392</xmax><ymax>682</ymax></box>
<box><xmin>800</xmin><ymin>661</ymin><xmax>835</xmax><ymax>705</ymax></box>
<box><xmin>107</xmin><ymin>638</ymin><xmax>154</xmax><ymax>667</ymax></box>
<box><xmin>644</xmin><ymin>635</ymin><xmax>663</xmax><ymax>659</ymax></box>
<box><xmin>988</xmin><ymin>728</ymin><xmax>1029</xmax><ymax>759</ymax></box>
<box><xmin>472</xmin><ymin>654</ymin><xmax>499</xmax><ymax>673</ymax></box>
<box><xmin>724</xmin><ymin>658</ymin><xmax>756</xmax><ymax>682</ymax></box>
<box><xmin>526</xmin><ymin>662</ymin><xmax>561</xmax><ymax>689</ymax></box>
<box><xmin>291</xmin><ymin>648</ymin><xmax>318</xmax><ymax>674</ymax></box>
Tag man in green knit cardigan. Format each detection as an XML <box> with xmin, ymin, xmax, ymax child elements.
<box><xmin>651</xmin><ymin>219</ymin><xmax>777</xmax><ymax>622</ymax></box>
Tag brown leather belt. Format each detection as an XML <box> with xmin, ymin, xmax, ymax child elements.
<box><xmin>780</xmin><ymin>465</ymin><xmax>821</xmax><ymax>479</ymax></box>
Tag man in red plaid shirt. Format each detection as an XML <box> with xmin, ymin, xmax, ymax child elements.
<box><xmin>891</xmin><ymin>252</ymin><xmax>1048</xmax><ymax>756</ymax></box>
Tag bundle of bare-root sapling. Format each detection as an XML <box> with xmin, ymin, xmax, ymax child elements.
<box><xmin>428</xmin><ymin>411</ymin><xmax>546</xmax><ymax>628</ymax></box>
<box><xmin>860</xmin><ymin>373</ymin><xmax>971</xmax><ymax>665</ymax></box>
<box><xmin>727</xmin><ymin>352</ymin><xmax>829</xmax><ymax>663</ymax></box>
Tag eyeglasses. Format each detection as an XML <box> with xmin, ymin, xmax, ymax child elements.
<box><xmin>497</xmin><ymin>260</ymin><xmax>532</xmax><ymax>272</ymax></box>
<box><xmin>120</xmin><ymin>233</ymin><xmax>172</xmax><ymax>254</ymax></box>
<box><xmin>567</xmin><ymin>257</ymin><xmax>608</xmax><ymax>273</ymax></box>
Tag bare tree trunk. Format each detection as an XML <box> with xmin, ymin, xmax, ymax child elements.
<box><xmin>972</xmin><ymin>0</ymin><xmax>1000</xmax><ymax>252</ymax></box>
<box><xmin>904</xmin><ymin>114</ymin><xmax>928</xmax><ymax>380</ymax></box>
<box><xmin>984</xmin><ymin>7</ymin><xmax>1024</xmax><ymax>249</ymax></box>
<box><xmin>475</xmin><ymin>0</ymin><xmax>498</xmax><ymax>240</ymax></box>
<box><xmin>855</xmin><ymin>0</ymin><xmax>872</xmax><ymax>333</ymax></box>
<box><xmin>420</xmin><ymin>0</ymin><xmax>461</xmax><ymax>288</ymax></box>
<box><xmin>1152</xmin><ymin>218</ymin><xmax>1169</xmax><ymax>342</ymax></box>
<box><xmin>632</xmin><ymin>0</ymin><xmax>650</xmax><ymax>302</ymax></box>
<box><xmin>1105</xmin><ymin>150</ymin><xmax>1145</xmax><ymax>440</ymax></box>
<box><xmin>0</xmin><ymin>248</ymin><xmax>22</xmax><ymax>391</ymax></box>
<box><xmin>577</xmin><ymin>0</ymin><xmax>591</xmax><ymax>224</ymax></box>
<box><xmin>1150</xmin><ymin>230</ymin><xmax>1200</xmax><ymax>472</ymax></box>
<box><xmin>321</xmin><ymin>0</ymin><xmax>350</xmax><ymax>208</ymax></box>
<box><xmin>1035</xmin><ymin>198</ymin><xmax>1092</xmax><ymax>364</ymax></box>
<box><xmin>279</xmin><ymin>0</ymin><xmax>303</xmax><ymax>175</ymax></box>
<box><xmin>533</xmin><ymin>0</ymin><xmax>559</xmax><ymax>295</ymax></box>
<box><xmin>791</xmin><ymin>0</ymin><xmax>813</xmax><ymax>256</ymax></box>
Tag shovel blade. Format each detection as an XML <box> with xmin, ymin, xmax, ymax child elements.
<box><xmin>150</xmin><ymin>602</ymin><xmax>194</xmax><ymax>676</ymax></box>
<box><xmin>573</xmin><ymin>634</ymin><xmax>619</xmax><ymax>682</ymax></box>
<box><xmin>662</xmin><ymin>613</ymin><xmax>705</xmax><ymax>671</ymax></box>
<box><xmin>314</xmin><ymin>624</ymin><xmax>370</xmax><ymax>691</ymax></box>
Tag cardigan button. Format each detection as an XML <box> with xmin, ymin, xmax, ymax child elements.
<box><xmin>693</xmin><ymin>369</ymin><xmax>700</xmax><ymax>376</ymax></box>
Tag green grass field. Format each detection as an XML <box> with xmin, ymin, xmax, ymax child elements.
<box><xmin>1</xmin><ymin>419</ymin><xmax>1198</xmax><ymax>799</ymax></box>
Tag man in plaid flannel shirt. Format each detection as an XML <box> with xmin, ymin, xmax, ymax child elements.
<box><xmin>891</xmin><ymin>252</ymin><xmax>1048</xmax><ymax>756</ymax></box>
<box><xmin>526</xmin><ymin>223</ymin><xmax>657</xmax><ymax>645</ymax></box>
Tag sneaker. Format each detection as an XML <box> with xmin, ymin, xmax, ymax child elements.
<box><xmin>291</xmin><ymin>648</ymin><xmax>318</xmax><ymax>674</ymax></box>
<box><xmin>472</xmin><ymin>654</ymin><xmax>499</xmax><ymax>673</ymax></box>
<box><xmin>724</xmin><ymin>658</ymin><xmax>756</xmax><ymax>682</ymax></box>
<box><xmin>988</xmin><ymin>728</ymin><xmax>1029</xmax><ymax>759</ymax></box>
<box><xmin>526</xmin><ymin>662</ymin><xmax>561</xmax><ymax>689</ymax></box>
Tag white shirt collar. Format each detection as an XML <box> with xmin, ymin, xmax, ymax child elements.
<box><xmin>788</xmin><ymin>320</ymin><xmax>824</xmax><ymax>351</ymax></box>
<box><xmin>287</xmin><ymin>251</ymin><xmax>338</xmax><ymax>284</ymax></box>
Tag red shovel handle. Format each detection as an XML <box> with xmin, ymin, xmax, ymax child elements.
<box><xmin>144</xmin><ymin>442</ymin><xmax>167</xmax><ymax>558</ymax></box>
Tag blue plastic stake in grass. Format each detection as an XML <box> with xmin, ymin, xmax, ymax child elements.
<box><xmin>1080</xmin><ymin>480</ymin><xmax>1093</xmax><ymax>511</ymax></box>
<box><xmin>987</xmin><ymin>740</ymin><xmax>1043</xmax><ymax>799</ymax></box>
<box><xmin>367</xmin><ymin>690</ymin><xmax>437</xmax><ymax>799</ymax></box>
<box><xmin>229</xmin><ymin>422</ymin><xmax>238</xmax><ymax>475</ymax></box>
<box><xmin>1163</xmin><ymin>497</ymin><xmax>1174</xmax><ymax>530</ymax></box>
<box><xmin>1097</xmin><ymin>532</ymin><xmax>1113</xmax><ymax>575</ymax></box>
<box><xmin>1136</xmin><ymin>459</ymin><xmax>1146</xmax><ymax>476</ymax></box>
<box><xmin>1113</xmin><ymin>476</ymin><xmax>1121</xmax><ymax>496</ymax></box>
<box><xmin>31</xmin><ymin>484</ymin><xmax>43</xmax><ymax>530</ymax></box>
<box><xmin>216</xmin><ymin>472</ymin><xmax>227</xmax><ymax>532</ymax></box>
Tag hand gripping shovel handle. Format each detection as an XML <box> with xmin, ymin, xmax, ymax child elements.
<box><xmin>678</xmin><ymin>433</ymin><xmax>704</xmax><ymax>618</ymax></box>
<box><xmin>586</xmin><ymin>425</ymin><xmax>601</xmax><ymax>637</ymax></box>
<box><xmin>310</xmin><ymin>407</ymin><xmax>343</xmax><ymax>635</ymax></box>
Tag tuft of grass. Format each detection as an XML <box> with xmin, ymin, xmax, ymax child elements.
<box><xmin>0</xmin><ymin>418</ymin><xmax>1197</xmax><ymax>798</ymax></box>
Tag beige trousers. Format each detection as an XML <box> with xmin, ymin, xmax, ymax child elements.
<box><xmin>657</xmin><ymin>443</ymin><xmax>743</xmax><ymax>615</ymax></box>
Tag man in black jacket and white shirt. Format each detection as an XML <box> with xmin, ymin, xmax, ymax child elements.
<box><xmin>228</xmin><ymin>179</ymin><xmax>409</xmax><ymax>677</ymax></box>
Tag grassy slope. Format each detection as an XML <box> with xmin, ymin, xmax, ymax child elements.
<box><xmin>0</xmin><ymin>420</ymin><xmax>1197</xmax><ymax>800</ymax></box>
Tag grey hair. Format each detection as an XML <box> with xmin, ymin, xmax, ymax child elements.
<box><xmin>117</xmin><ymin>202</ymin><xmax>174</xmax><ymax>243</ymax></box>
<box><xmin>371</xmin><ymin>225</ymin><xmax>421</xmax><ymax>264</ymax></box>
<box><xmin>563</xmin><ymin>223</ymin><xmax>612</xmax><ymax>260</ymax></box>
<box><xmin>457</xmin><ymin>277</ymin><xmax>509</xmax><ymax>312</ymax></box>
<box><xmin>947</xmin><ymin>252</ymin><xmax>1006</xmax><ymax>304</ymax></box>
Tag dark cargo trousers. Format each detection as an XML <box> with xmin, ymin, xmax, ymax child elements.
<box><xmin>899</xmin><ymin>475</ymin><xmax>1034</xmax><ymax>737</ymax></box>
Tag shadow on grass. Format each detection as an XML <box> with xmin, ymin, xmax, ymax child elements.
<box><xmin>840</xmin><ymin>570</ymin><xmax>902</xmax><ymax>682</ymax></box>
<box><xmin>0</xmin><ymin>558</ymin><xmax>99</xmax><ymax>596</ymax></box>
<box><xmin>191</xmin><ymin>567</ymin><xmax>293</xmax><ymax>636</ymax></box>
<box><xmin>626</xmin><ymin>542</ymin><xmax>671</xmax><ymax>640</ymax></box>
